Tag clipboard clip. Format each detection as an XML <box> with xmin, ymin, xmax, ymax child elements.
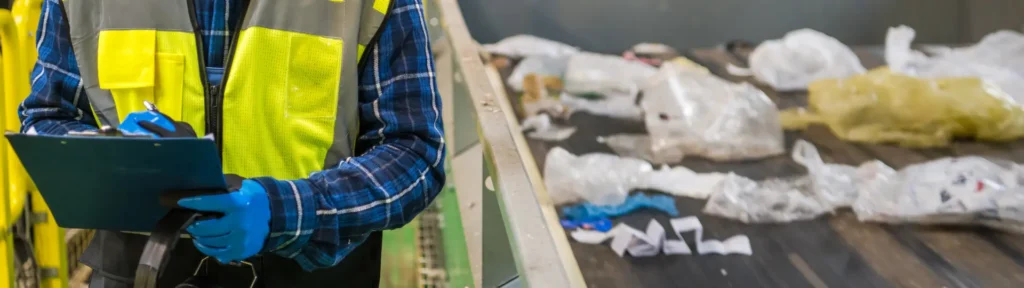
<box><xmin>67</xmin><ymin>101</ymin><xmax>161</xmax><ymax>138</ymax></box>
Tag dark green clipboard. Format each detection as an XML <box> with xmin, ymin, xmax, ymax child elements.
<box><xmin>5</xmin><ymin>133</ymin><xmax>226</xmax><ymax>231</ymax></box>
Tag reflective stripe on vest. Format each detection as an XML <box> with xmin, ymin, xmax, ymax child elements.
<box><xmin>63</xmin><ymin>0</ymin><xmax>392</xmax><ymax>180</ymax></box>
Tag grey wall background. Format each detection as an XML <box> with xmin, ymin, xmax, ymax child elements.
<box><xmin>459</xmin><ymin>0</ymin><xmax>1024</xmax><ymax>54</ymax></box>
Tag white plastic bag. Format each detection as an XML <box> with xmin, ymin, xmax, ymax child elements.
<box><xmin>853</xmin><ymin>157</ymin><xmax>1024</xmax><ymax>233</ymax></box>
<box><xmin>507</xmin><ymin>56</ymin><xmax>569</xmax><ymax>92</ymax></box>
<box><xmin>731</xmin><ymin>29</ymin><xmax>865</xmax><ymax>91</ymax></box>
<box><xmin>543</xmin><ymin>148</ymin><xmax>726</xmax><ymax>205</ymax></box>
<box><xmin>703</xmin><ymin>140</ymin><xmax>869</xmax><ymax>223</ymax></box>
<box><xmin>598</xmin><ymin>134</ymin><xmax>683</xmax><ymax>164</ymax></box>
<box><xmin>543</xmin><ymin>147</ymin><xmax>652</xmax><ymax>206</ymax></box>
<box><xmin>521</xmin><ymin>114</ymin><xmax>576</xmax><ymax>141</ymax></box>
<box><xmin>886</xmin><ymin>26</ymin><xmax>1024</xmax><ymax>104</ymax></box>
<box><xmin>482</xmin><ymin>35</ymin><xmax>579</xmax><ymax>58</ymax></box>
<box><xmin>564</xmin><ymin>52</ymin><xmax>658</xmax><ymax>99</ymax></box>
<box><xmin>642</xmin><ymin>166</ymin><xmax>727</xmax><ymax>199</ymax></box>
<box><xmin>560</xmin><ymin>93</ymin><xmax>644</xmax><ymax>121</ymax></box>
<box><xmin>641</xmin><ymin>62</ymin><xmax>785</xmax><ymax>161</ymax></box>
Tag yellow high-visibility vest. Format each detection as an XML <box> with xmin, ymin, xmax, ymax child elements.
<box><xmin>63</xmin><ymin>0</ymin><xmax>392</xmax><ymax>179</ymax></box>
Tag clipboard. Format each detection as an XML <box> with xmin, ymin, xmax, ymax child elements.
<box><xmin>5</xmin><ymin>133</ymin><xmax>226</xmax><ymax>231</ymax></box>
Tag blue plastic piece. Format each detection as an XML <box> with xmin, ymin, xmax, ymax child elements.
<box><xmin>179</xmin><ymin>180</ymin><xmax>271</xmax><ymax>263</ymax></box>
<box><xmin>562</xmin><ymin>193</ymin><xmax>679</xmax><ymax>220</ymax></box>
<box><xmin>560</xmin><ymin>218</ymin><xmax>613</xmax><ymax>232</ymax></box>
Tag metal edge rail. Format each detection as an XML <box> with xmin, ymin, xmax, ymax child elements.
<box><xmin>432</xmin><ymin>0</ymin><xmax>583</xmax><ymax>286</ymax></box>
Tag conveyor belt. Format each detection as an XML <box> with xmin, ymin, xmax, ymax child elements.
<box><xmin>494</xmin><ymin>47</ymin><xmax>1024</xmax><ymax>288</ymax></box>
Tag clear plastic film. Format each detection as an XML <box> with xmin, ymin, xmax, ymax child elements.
<box><xmin>853</xmin><ymin>157</ymin><xmax>1024</xmax><ymax>233</ymax></box>
<box><xmin>703</xmin><ymin>140</ymin><xmax>869</xmax><ymax>223</ymax></box>
<box><xmin>598</xmin><ymin>134</ymin><xmax>683</xmax><ymax>165</ymax></box>
<box><xmin>482</xmin><ymin>34</ymin><xmax>579</xmax><ymax>58</ymax></box>
<box><xmin>543</xmin><ymin>148</ymin><xmax>726</xmax><ymax>206</ymax></box>
<box><xmin>521</xmin><ymin>114</ymin><xmax>576</xmax><ymax>141</ymax></box>
<box><xmin>507</xmin><ymin>55</ymin><xmax>569</xmax><ymax>92</ymax></box>
<box><xmin>729</xmin><ymin>29</ymin><xmax>865</xmax><ymax>91</ymax></box>
<box><xmin>560</xmin><ymin>93</ymin><xmax>644</xmax><ymax>120</ymax></box>
<box><xmin>886</xmin><ymin>26</ymin><xmax>1024</xmax><ymax>104</ymax></box>
<box><xmin>543</xmin><ymin>147</ymin><xmax>653</xmax><ymax>206</ymax></box>
<box><xmin>641</xmin><ymin>61</ymin><xmax>785</xmax><ymax>161</ymax></box>
<box><xmin>564</xmin><ymin>52</ymin><xmax>657</xmax><ymax>100</ymax></box>
<box><xmin>780</xmin><ymin>67</ymin><xmax>1024</xmax><ymax>147</ymax></box>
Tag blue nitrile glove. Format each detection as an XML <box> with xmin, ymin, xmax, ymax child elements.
<box><xmin>118</xmin><ymin>110</ymin><xmax>197</xmax><ymax>138</ymax></box>
<box><xmin>562</xmin><ymin>193</ymin><xmax>679</xmax><ymax>220</ymax></box>
<box><xmin>178</xmin><ymin>179</ymin><xmax>271</xmax><ymax>263</ymax></box>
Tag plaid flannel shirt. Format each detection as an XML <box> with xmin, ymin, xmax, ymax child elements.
<box><xmin>20</xmin><ymin>0</ymin><xmax>445</xmax><ymax>271</ymax></box>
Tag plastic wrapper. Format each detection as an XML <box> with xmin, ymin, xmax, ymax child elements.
<box><xmin>482</xmin><ymin>35</ymin><xmax>579</xmax><ymax>58</ymax></box>
<box><xmin>559</xmin><ymin>93</ymin><xmax>644</xmax><ymax>120</ymax></box>
<box><xmin>886</xmin><ymin>26</ymin><xmax>1024</xmax><ymax>104</ymax></box>
<box><xmin>853</xmin><ymin>157</ymin><xmax>1024</xmax><ymax>233</ymax></box>
<box><xmin>703</xmin><ymin>140</ymin><xmax>869</xmax><ymax>223</ymax></box>
<box><xmin>521</xmin><ymin>114</ymin><xmax>576</xmax><ymax>141</ymax></box>
<box><xmin>598</xmin><ymin>134</ymin><xmax>682</xmax><ymax>164</ymax></box>
<box><xmin>780</xmin><ymin>67</ymin><xmax>1024</xmax><ymax>147</ymax></box>
<box><xmin>703</xmin><ymin>174</ymin><xmax>824</xmax><ymax>223</ymax></box>
<box><xmin>543</xmin><ymin>148</ymin><xmax>726</xmax><ymax>206</ymax></box>
<box><xmin>508</xmin><ymin>56</ymin><xmax>569</xmax><ymax>92</ymax></box>
<box><xmin>623</xmin><ymin>43</ymin><xmax>680</xmax><ymax>67</ymax></box>
<box><xmin>544</xmin><ymin>147</ymin><xmax>652</xmax><ymax>206</ymax></box>
<box><xmin>564</xmin><ymin>52</ymin><xmax>657</xmax><ymax>99</ymax></box>
<box><xmin>641</xmin><ymin>62</ymin><xmax>785</xmax><ymax>161</ymax></box>
<box><xmin>729</xmin><ymin>29</ymin><xmax>865</xmax><ymax>91</ymax></box>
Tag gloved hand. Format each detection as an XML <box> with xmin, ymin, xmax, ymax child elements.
<box><xmin>118</xmin><ymin>110</ymin><xmax>197</xmax><ymax>138</ymax></box>
<box><xmin>178</xmin><ymin>177</ymin><xmax>271</xmax><ymax>263</ymax></box>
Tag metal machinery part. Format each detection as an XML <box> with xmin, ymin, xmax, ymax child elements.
<box><xmin>430</xmin><ymin>0</ymin><xmax>587</xmax><ymax>286</ymax></box>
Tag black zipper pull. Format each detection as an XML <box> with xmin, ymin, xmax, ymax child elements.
<box><xmin>209</xmin><ymin>85</ymin><xmax>221</xmax><ymax>105</ymax></box>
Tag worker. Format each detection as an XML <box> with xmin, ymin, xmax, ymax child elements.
<box><xmin>20</xmin><ymin>0</ymin><xmax>445</xmax><ymax>286</ymax></box>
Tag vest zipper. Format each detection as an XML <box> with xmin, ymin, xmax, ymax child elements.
<box><xmin>186</xmin><ymin>0</ymin><xmax>216</xmax><ymax>151</ymax></box>
<box><xmin>186</xmin><ymin>0</ymin><xmax>250</xmax><ymax>155</ymax></box>
<box><xmin>212</xmin><ymin>0</ymin><xmax>251</xmax><ymax>155</ymax></box>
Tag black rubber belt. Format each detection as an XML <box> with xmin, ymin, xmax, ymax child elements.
<box><xmin>134</xmin><ymin>209</ymin><xmax>201</xmax><ymax>288</ymax></box>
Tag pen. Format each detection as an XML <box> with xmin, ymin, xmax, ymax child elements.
<box><xmin>144</xmin><ymin>100</ymin><xmax>158</xmax><ymax>112</ymax></box>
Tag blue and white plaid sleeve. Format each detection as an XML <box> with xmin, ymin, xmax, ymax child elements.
<box><xmin>255</xmin><ymin>0</ymin><xmax>446</xmax><ymax>271</ymax></box>
<box><xmin>19</xmin><ymin>0</ymin><xmax>99</xmax><ymax>135</ymax></box>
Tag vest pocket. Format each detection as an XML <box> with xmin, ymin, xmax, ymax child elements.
<box><xmin>285</xmin><ymin>35</ymin><xmax>342</xmax><ymax>119</ymax></box>
<box><xmin>97</xmin><ymin>30</ymin><xmax>185</xmax><ymax>122</ymax></box>
<box><xmin>100</xmin><ymin>53</ymin><xmax>186</xmax><ymax>123</ymax></box>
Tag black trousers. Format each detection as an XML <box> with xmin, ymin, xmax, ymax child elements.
<box><xmin>82</xmin><ymin>230</ymin><xmax>382</xmax><ymax>288</ymax></box>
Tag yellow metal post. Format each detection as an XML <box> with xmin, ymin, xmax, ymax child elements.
<box><xmin>8</xmin><ymin>1</ymin><xmax>69</xmax><ymax>287</ymax></box>
<box><xmin>0</xmin><ymin>20</ymin><xmax>14</xmax><ymax>286</ymax></box>
<box><xmin>0</xmin><ymin>7</ymin><xmax>23</xmax><ymax>286</ymax></box>
<box><xmin>11</xmin><ymin>0</ymin><xmax>41</xmax><ymax>75</ymax></box>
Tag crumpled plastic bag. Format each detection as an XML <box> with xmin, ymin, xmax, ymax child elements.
<box><xmin>544</xmin><ymin>147</ymin><xmax>653</xmax><ymax>206</ymax></box>
<box><xmin>559</xmin><ymin>93</ymin><xmax>644</xmax><ymax>120</ymax></box>
<box><xmin>623</xmin><ymin>43</ymin><xmax>680</xmax><ymax>67</ymax></box>
<box><xmin>780</xmin><ymin>67</ymin><xmax>1024</xmax><ymax>147</ymax></box>
<box><xmin>543</xmin><ymin>148</ymin><xmax>726</xmax><ymax>205</ymax></box>
<box><xmin>729</xmin><ymin>29</ymin><xmax>865</xmax><ymax>91</ymax></box>
<box><xmin>521</xmin><ymin>114</ymin><xmax>576</xmax><ymax>141</ymax></box>
<box><xmin>564</xmin><ymin>52</ymin><xmax>658</xmax><ymax>99</ymax></box>
<box><xmin>598</xmin><ymin>134</ymin><xmax>683</xmax><ymax>165</ymax></box>
<box><xmin>641</xmin><ymin>61</ymin><xmax>785</xmax><ymax>161</ymax></box>
<box><xmin>703</xmin><ymin>140</ymin><xmax>874</xmax><ymax>223</ymax></box>
<box><xmin>853</xmin><ymin>157</ymin><xmax>1024</xmax><ymax>233</ymax></box>
<box><xmin>482</xmin><ymin>35</ymin><xmax>579</xmax><ymax>58</ymax></box>
<box><xmin>508</xmin><ymin>56</ymin><xmax>569</xmax><ymax>92</ymax></box>
<box><xmin>886</xmin><ymin>26</ymin><xmax>1024</xmax><ymax>104</ymax></box>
